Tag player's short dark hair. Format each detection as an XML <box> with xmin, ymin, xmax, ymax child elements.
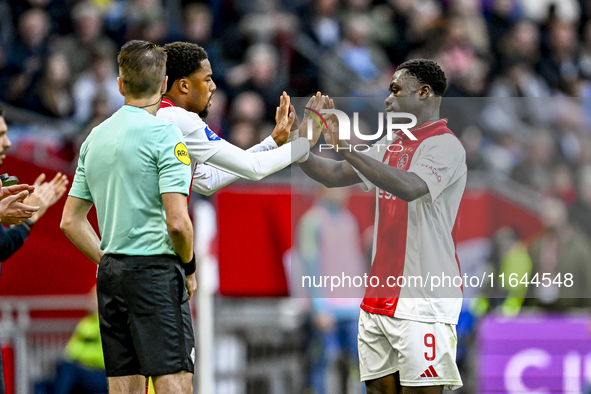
<box><xmin>397</xmin><ymin>59</ymin><xmax>447</xmax><ymax>97</ymax></box>
<box><xmin>163</xmin><ymin>42</ymin><xmax>208</xmax><ymax>92</ymax></box>
<box><xmin>117</xmin><ymin>40</ymin><xmax>167</xmax><ymax>98</ymax></box>
<box><xmin>0</xmin><ymin>105</ymin><xmax>4</xmax><ymax>118</ymax></box>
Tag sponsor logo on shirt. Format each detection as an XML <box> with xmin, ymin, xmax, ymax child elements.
<box><xmin>175</xmin><ymin>142</ymin><xmax>191</xmax><ymax>165</ymax></box>
<box><xmin>418</xmin><ymin>163</ymin><xmax>442</xmax><ymax>182</ymax></box>
<box><xmin>205</xmin><ymin>126</ymin><xmax>221</xmax><ymax>141</ymax></box>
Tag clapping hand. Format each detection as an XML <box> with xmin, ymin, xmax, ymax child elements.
<box><xmin>0</xmin><ymin>181</ymin><xmax>38</xmax><ymax>225</ymax></box>
<box><xmin>25</xmin><ymin>172</ymin><xmax>69</xmax><ymax>223</ymax></box>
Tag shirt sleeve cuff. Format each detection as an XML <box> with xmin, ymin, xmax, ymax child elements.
<box><xmin>407</xmin><ymin>168</ymin><xmax>436</xmax><ymax>203</ymax></box>
<box><xmin>263</xmin><ymin>135</ymin><xmax>278</xmax><ymax>150</ymax></box>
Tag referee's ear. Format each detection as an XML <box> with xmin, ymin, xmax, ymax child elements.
<box><xmin>117</xmin><ymin>77</ymin><xmax>125</xmax><ymax>97</ymax></box>
<box><xmin>161</xmin><ymin>76</ymin><xmax>168</xmax><ymax>95</ymax></box>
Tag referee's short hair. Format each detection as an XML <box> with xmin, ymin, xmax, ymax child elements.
<box><xmin>117</xmin><ymin>40</ymin><xmax>167</xmax><ymax>99</ymax></box>
<box><xmin>163</xmin><ymin>42</ymin><xmax>208</xmax><ymax>92</ymax></box>
<box><xmin>397</xmin><ymin>59</ymin><xmax>448</xmax><ymax>97</ymax></box>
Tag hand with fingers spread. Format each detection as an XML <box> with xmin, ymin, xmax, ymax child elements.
<box><xmin>25</xmin><ymin>172</ymin><xmax>69</xmax><ymax>223</ymax></box>
<box><xmin>300</xmin><ymin>92</ymin><xmax>329</xmax><ymax>147</ymax></box>
<box><xmin>322</xmin><ymin>97</ymin><xmax>348</xmax><ymax>150</ymax></box>
<box><xmin>271</xmin><ymin>92</ymin><xmax>296</xmax><ymax>146</ymax></box>
<box><xmin>0</xmin><ymin>180</ymin><xmax>39</xmax><ymax>225</ymax></box>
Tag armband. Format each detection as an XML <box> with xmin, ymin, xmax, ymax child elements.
<box><xmin>182</xmin><ymin>253</ymin><xmax>196</xmax><ymax>276</ymax></box>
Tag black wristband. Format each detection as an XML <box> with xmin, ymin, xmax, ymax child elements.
<box><xmin>182</xmin><ymin>253</ymin><xmax>196</xmax><ymax>276</ymax></box>
<box><xmin>22</xmin><ymin>219</ymin><xmax>34</xmax><ymax>231</ymax></box>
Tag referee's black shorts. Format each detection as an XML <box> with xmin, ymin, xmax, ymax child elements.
<box><xmin>97</xmin><ymin>254</ymin><xmax>195</xmax><ymax>377</ymax></box>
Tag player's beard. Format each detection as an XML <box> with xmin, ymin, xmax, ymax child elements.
<box><xmin>199</xmin><ymin>93</ymin><xmax>214</xmax><ymax>119</ymax></box>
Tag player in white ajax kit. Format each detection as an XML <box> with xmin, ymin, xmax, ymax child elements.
<box><xmin>299</xmin><ymin>59</ymin><xmax>466</xmax><ymax>394</ymax></box>
<box><xmin>157</xmin><ymin>42</ymin><xmax>325</xmax><ymax>195</ymax></box>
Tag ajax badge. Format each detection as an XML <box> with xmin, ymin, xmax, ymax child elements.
<box><xmin>397</xmin><ymin>153</ymin><xmax>409</xmax><ymax>169</ymax></box>
<box><xmin>175</xmin><ymin>143</ymin><xmax>191</xmax><ymax>165</ymax></box>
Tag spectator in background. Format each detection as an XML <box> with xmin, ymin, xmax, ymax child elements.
<box><xmin>68</xmin><ymin>92</ymin><xmax>111</xmax><ymax>169</ymax></box>
<box><xmin>0</xmin><ymin>105</ymin><xmax>68</xmax><ymax>263</ymax></box>
<box><xmin>448</xmin><ymin>0</ymin><xmax>491</xmax><ymax>56</ymax></box>
<box><xmin>226</xmin><ymin>43</ymin><xmax>286</xmax><ymax>121</ymax></box>
<box><xmin>183</xmin><ymin>3</ymin><xmax>228</xmax><ymax>83</ymax></box>
<box><xmin>56</xmin><ymin>1</ymin><xmax>116</xmax><ymax>80</ymax></box>
<box><xmin>435</xmin><ymin>15</ymin><xmax>481</xmax><ymax>88</ymax></box>
<box><xmin>526</xmin><ymin>197</ymin><xmax>591</xmax><ymax>310</ymax></box>
<box><xmin>460</xmin><ymin>126</ymin><xmax>488</xmax><ymax>171</ymax></box>
<box><xmin>296</xmin><ymin>185</ymin><xmax>366</xmax><ymax>394</ymax></box>
<box><xmin>202</xmin><ymin>88</ymin><xmax>227</xmax><ymax>138</ymax></box>
<box><xmin>337</xmin><ymin>14</ymin><xmax>392</xmax><ymax>95</ymax></box>
<box><xmin>579</xmin><ymin>20</ymin><xmax>591</xmax><ymax>78</ymax></box>
<box><xmin>25</xmin><ymin>51</ymin><xmax>75</xmax><ymax>118</ymax></box>
<box><xmin>8</xmin><ymin>0</ymin><xmax>72</xmax><ymax>36</ymax></box>
<box><xmin>489</xmin><ymin>60</ymin><xmax>551</xmax><ymax>97</ymax></box>
<box><xmin>511</xmin><ymin>129</ymin><xmax>555</xmax><ymax>191</ymax></box>
<box><xmin>539</xmin><ymin>20</ymin><xmax>582</xmax><ymax>92</ymax></box>
<box><xmin>305</xmin><ymin>0</ymin><xmax>341</xmax><ymax>50</ymax></box>
<box><xmin>72</xmin><ymin>44</ymin><xmax>122</xmax><ymax>125</ymax></box>
<box><xmin>497</xmin><ymin>20</ymin><xmax>541</xmax><ymax>70</ymax></box>
<box><xmin>486</xmin><ymin>0</ymin><xmax>522</xmax><ymax>60</ymax></box>
<box><xmin>228</xmin><ymin>91</ymin><xmax>271</xmax><ymax>145</ymax></box>
<box><xmin>3</xmin><ymin>7</ymin><xmax>51</xmax><ymax>106</ymax></box>
<box><xmin>550</xmin><ymin>163</ymin><xmax>577</xmax><ymax>205</ymax></box>
<box><xmin>480</xmin><ymin>227</ymin><xmax>533</xmax><ymax>316</ymax></box>
<box><xmin>230</xmin><ymin>91</ymin><xmax>266</xmax><ymax>127</ymax></box>
<box><xmin>0</xmin><ymin>104</ymin><xmax>68</xmax><ymax>394</ymax></box>
<box><xmin>228</xmin><ymin>122</ymin><xmax>257</xmax><ymax>150</ymax></box>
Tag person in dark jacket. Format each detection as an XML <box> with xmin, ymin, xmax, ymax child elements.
<box><xmin>0</xmin><ymin>104</ymin><xmax>68</xmax><ymax>394</ymax></box>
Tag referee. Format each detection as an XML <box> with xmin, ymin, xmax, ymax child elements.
<box><xmin>61</xmin><ymin>40</ymin><xmax>196</xmax><ymax>394</ymax></box>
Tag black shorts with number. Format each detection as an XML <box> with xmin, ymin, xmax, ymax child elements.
<box><xmin>97</xmin><ymin>254</ymin><xmax>195</xmax><ymax>377</ymax></box>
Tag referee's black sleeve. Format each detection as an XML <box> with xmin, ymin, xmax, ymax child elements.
<box><xmin>0</xmin><ymin>224</ymin><xmax>29</xmax><ymax>262</ymax></box>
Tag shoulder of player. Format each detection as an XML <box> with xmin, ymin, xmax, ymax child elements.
<box><xmin>157</xmin><ymin>106</ymin><xmax>205</xmax><ymax>125</ymax></box>
<box><xmin>157</xmin><ymin>106</ymin><xmax>207</xmax><ymax>136</ymax></box>
<box><xmin>421</xmin><ymin>132</ymin><xmax>464</xmax><ymax>153</ymax></box>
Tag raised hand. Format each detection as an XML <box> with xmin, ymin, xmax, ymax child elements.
<box><xmin>299</xmin><ymin>92</ymin><xmax>328</xmax><ymax>147</ymax></box>
<box><xmin>286</xmin><ymin>104</ymin><xmax>300</xmax><ymax>143</ymax></box>
<box><xmin>46</xmin><ymin>172</ymin><xmax>69</xmax><ymax>206</ymax></box>
<box><xmin>0</xmin><ymin>186</ymin><xmax>39</xmax><ymax>225</ymax></box>
<box><xmin>25</xmin><ymin>172</ymin><xmax>69</xmax><ymax>223</ymax></box>
<box><xmin>0</xmin><ymin>183</ymin><xmax>35</xmax><ymax>199</ymax></box>
<box><xmin>271</xmin><ymin>92</ymin><xmax>296</xmax><ymax>146</ymax></box>
<box><xmin>323</xmin><ymin>97</ymin><xmax>340</xmax><ymax>148</ymax></box>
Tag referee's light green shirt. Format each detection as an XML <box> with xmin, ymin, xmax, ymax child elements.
<box><xmin>69</xmin><ymin>105</ymin><xmax>191</xmax><ymax>256</ymax></box>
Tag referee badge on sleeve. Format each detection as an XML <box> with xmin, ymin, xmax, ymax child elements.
<box><xmin>174</xmin><ymin>143</ymin><xmax>191</xmax><ymax>165</ymax></box>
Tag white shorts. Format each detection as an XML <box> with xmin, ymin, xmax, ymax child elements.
<box><xmin>358</xmin><ymin>310</ymin><xmax>463</xmax><ymax>390</ymax></box>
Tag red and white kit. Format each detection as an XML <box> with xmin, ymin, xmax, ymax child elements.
<box><xmin>353</xmin><ymin>119</ymin><xmax>466</xmax><ymax>389</ymax></box>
